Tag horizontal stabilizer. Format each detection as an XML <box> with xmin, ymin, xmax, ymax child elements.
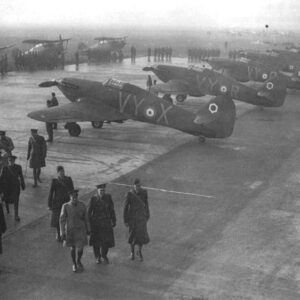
<box><xmin>27</xmin><ymin>98</ymin><xmax>127</xmax><ymax>123</ymax></box>
<box><xmin>23</xmin><ymin>39</ymin><xmax>71</xmax><ymax>44</ymax></box>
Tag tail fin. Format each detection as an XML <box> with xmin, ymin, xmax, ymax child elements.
<box><xmin>287</xmin><ymin>68</ymin><xmax>300</xmax><ymax>90</ymax></box>
<box><xmin>194</xmin><ymin>95</ymin><xmax>236</xmax><ymax>138</ymax></box>
<box><xmin>257</xmin><ymin>76</ymin><xmax>287</xmax><ymax>107</ymax></box>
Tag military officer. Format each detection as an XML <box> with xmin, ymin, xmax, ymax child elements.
<box><xmin>123</xmin><ymin>178</ymin><xmax>150</xmax><ymax>261</ymax></box>
<box><xmin>60</xmin><ymin>189</ymin><xmax>90</xmax><ymax>273</ymax></box>
<box><xmin>27</xmin><ymin>129</ymin><xmax>47</xmax><ymax>187</ymax></box>
<box><xmin>0</xmin><ymin>131</ymin><xmax>14</xmax><ymax>166</ymax></box>
<box><xmin>0</xmin><ymin>155</ymin><xmax>25</xmax><ymax>221</ymax></box>
<box><xmin>48</xmin><ymin>166</ymin><xmax>74</xmax><ymax>242</ymax></box>
<box><xmin>88</xmin><ymin>183</ymin><xmax>116</xmax><ymax>264</ymax></box>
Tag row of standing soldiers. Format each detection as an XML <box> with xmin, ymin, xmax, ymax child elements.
<box><xmin>228</xmin><ymin>49</ymin><xmax>241</xmax><ymax>60</ymax></box>
<box><xmin>14</xmin><ymin>52</ymin><xmax>62</xmax><ymax>71</ymax></box>
<box><xmin>188</xmin><ymin>48</ymin><xmax>221</xmax><ymax>62</ymax></box>
<box><xmin>130</xmin><ymin>46</ymin><xmax>173</xmax><ymax>62</ymax></box>
<box><xmin>148</xmin><ymin>47</ymin><xmax>173</xmax><ymax>62</ymax></box>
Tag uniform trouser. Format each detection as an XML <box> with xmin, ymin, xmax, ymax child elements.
<box><xmin>5</xmin><ymin>199</ymin><xmax>19</xmax><ymax>217</ymax></box>
<box><xmin>46</xmin><ymin>122</ymin><xmax>53</xmax><ymax>141</ymax></box>
<box><xmin>93</xmin><ymin>245</ymin><xmax>109</xmax><ymax>258</ymax></box>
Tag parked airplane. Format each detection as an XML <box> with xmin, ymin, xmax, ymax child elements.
<box><xmin>78</xmin><ymin>37</ymin><xmax>126</xmax><ymax>61</ymax></box>
<box><xmin>238</xmin><ymin>50</ymin><xmax>298</xmax><ymax>73</ymax></box>
<box><xmin>143</xmin><ymin>64</ymin><xmax>287</xmax><ymax>107</ymax></box>
<box><xmin>28</xmin><ymin>77</ymin><xmax>236</xmax><ymax>142</ymax></box>
<box><xmin>15</xmin><ymin>35</ymin><xmax>70</xmax><ymax>70</ymax></box>
<box><xmin>205</xmin><ymin>57</ymin><xmax>300</xmax><ymax>90</ymax></box>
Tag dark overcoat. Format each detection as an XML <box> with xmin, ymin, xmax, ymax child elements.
<box><xmin>1</xmin><ymin>164</ymin><xmax>25</xmax><ymax>204</ymax></box>
<box><xmin>123</xmin><ymin>188</ymin><xmax>150</xmax><ymax>245</ymax></box>
<box><xmin>27</xmin><ymin>135</ymin><xmax>47</xmax><ymax>169</ymax></box>
<box><xmin>48</xmin><ymin>176</ymin><xmax>74</xmax><ymax>228</ymax></box>
<box><xmin>0</xmin><ymin>203</ymin><xmax>7</xmax><ymax>254</ymax></box>
<box><xmin>88</xmin><ymin>194</ymin><xmax>116</xmax><ymax>248</ymax></box>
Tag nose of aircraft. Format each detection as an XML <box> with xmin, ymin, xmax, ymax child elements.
<box><xmin>39</xmin><ymin>80</ymin><xmax>58</xmax><ymax>87</ymax></box>
<box><xmin>142</xmin><ymin>66</ymin><xmax>154</xmax><ymax>71</ymax></box>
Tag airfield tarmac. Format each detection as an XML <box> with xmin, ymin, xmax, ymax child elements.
<box><xmin>1</xmin><ymin>58</ymin><xmax>300</xmax><ymax>299</ymax></box>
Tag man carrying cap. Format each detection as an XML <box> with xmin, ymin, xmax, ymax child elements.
<box><xmin>0</xmin><ymin>131</ymin><xmax>14</xmax><ymax>167</ymax></box>
<box><xmin>60</xmin><ymin>189</ymin><xmax>90</xmax><ymax>273</ymax></box>
<box><xmin>123</xmin><ymin>178</ymin><xmax>150</xmax><ymax>261</ymax></box>
<box><xmin>0</xmin><ymin>155</ymin><xmax>25</xmax><ymax>221</ymax></box>
<box><xmin>27</xmin><ymin>129</ymin><xmax>47</xmax><ymax>187</ymax></box>
<box><xmin>88</xmin><ymin>183</ymin><xmax>116</xmax><ymax>264</ymax></box>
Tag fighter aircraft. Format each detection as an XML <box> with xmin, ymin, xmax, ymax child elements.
<box><xmin>238</xmin><ymin>50</ymin><xmax>298</xmax><ymax>74</ymax></box>
<box><xmin>205</xmin><ymin>57</ymin><xmax>300</xmax><ymax>90</ymax></box>
<box><xmin>78</xmin><ymin>36</ymin><xmax>126</xmax><ymax>61</ymax></box>
<box><xmin>15</xmin><ymin>35</ymin><xmax>70</xmax><ymax>70</ymax></box>
<box><xmin>143</xmin><ymin>64</ymin><xmax>287</xmax><ymax>107</ymax></box>
<box><xmin>27</xmin><ymin>77</ymin><xmax>236</xmax><ymax>142</ymax></box>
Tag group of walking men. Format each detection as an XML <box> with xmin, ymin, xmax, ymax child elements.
<box><xmin>48</xmin><ymin>169</ymin><xmax>150</xmax><ymax>273</ymax></box>
<box><xmin>0</xmin><ymin>127</ymin><xmax>47</xmax><ymax>224</ymax></box>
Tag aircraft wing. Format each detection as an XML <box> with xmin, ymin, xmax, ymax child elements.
<box><xmin>27</xmin><ymin>97</ymin><xmax>127</xmax><ymax>123</ymax></box>
<box><xmin>0</xmin><ymin>44</ymin><xmax>15</xmax><ymax>51</ymax></box>
<box><xmin>23</xmin><ymin>39</ymin><xmax>71</xmax><ymax>44</ymax></box>
<box><xmin>151</xmin><ymin>80</ymin><xmax>189</xmax><ymax>94</ymax></box>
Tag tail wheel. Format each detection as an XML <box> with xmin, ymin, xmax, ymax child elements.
<box><xmin>68</xmin><ymin>123</ymin><xmax>81</xmax><ymax>137</ymax></box>
<box><xmin>176</xmin><ymin>94</ymin><xmax>187</xmax><ymax>102</ymax></box>
<box><xmin>91</xmin><ymin>121</ymin><xmax>104</xmax><ymax>129</ymax></box>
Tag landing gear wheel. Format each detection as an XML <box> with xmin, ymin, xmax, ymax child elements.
<box><xmin>67</xmin><ymin>123</ymin><xmax>81</xmax><ymax>137</ymax></box>
<box><xmin>91</xmin><ymin>121</ymin><xmax>104</xmax><ymax>129</ymax></box>
<box><xmin>198</xmin><ymin>136</ymin><xmax>206</xmax><ymax>143</ymax></box>
<box><xmin>176</xmin><ymin>94</ymin><xmax>187</xmax><ymax>102</ymax></box>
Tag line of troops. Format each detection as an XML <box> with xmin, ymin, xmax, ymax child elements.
<box><xmin>0</xmin><ymin>128</ymin><xmax>150</xmax><ymax>272</ymax></box>
<box><xmin>130</xmin><ymin>46</ymin><xmax>173</xmax><ymax>63</ymax></box>
<box><xmin>228</xmin><ymin>49</ymin><xmax>241</xmax><ymax>60</ymax></box>
<box><xmin>187</xmin><ymin>47</ymin><xmax>221</xmax><ymax>62</ymax></box>
<box><xmin>14</xmin><ymin>51</ymin><xmax>62</xmax><ymax>71</ymax></box>
<box><xmin>148</xmin><ymin>47</ymin><xmax>173</xmax><ymax>62</ymax></box>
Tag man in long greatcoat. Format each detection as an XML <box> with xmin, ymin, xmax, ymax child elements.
<box><xmin>60</xmin><ymin>189</ymin><xmax>90</xmax><ymax>273</ymax></box>
<box><xmin>88</xmin><ymin>184</ymin><xmax>116</xmax><ymax>264</ymax></box>
<box><xmin>0</xmin><ymin>131</ymin><xmax>14</xmax><ymax>166</ymax></box>
<box><xmin>48</xmin><ymin>166</ymin><xmax>74</xmax><ymax>242</ymax></box>
<box><xmin>123</xmin><ymin>178</ymin><xmax>150</xmax><ymax>261</ymax></box>
<box><xmin>27</xmin><ymin>129</ymin><xmax>47</xmax><ymax>187</ymax></box>
<box><xmin>1</xmin><ymin>155</ymin><xmax>25</xmax><ymax>221</ymax></box>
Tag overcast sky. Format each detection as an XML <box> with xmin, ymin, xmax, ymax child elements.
<box><xmin>0</xmin><ymin>0</ymin><xmax>298</xmax><ymax>30</ymax></box>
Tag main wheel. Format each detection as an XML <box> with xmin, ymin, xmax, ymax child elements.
<box><xmin>68</xmin><ymin>123</ymin><xmax>81</xmax><ymax>137</ymax></box>
<box><xmin>198</xmin><ymin>136</ymin><xmax>206</xmax><ymax>143</ymax></box>
<box><xmin>91</xmin><ymin>121</ymin><xmax>104</xmax><ymax>129</ymax></box>
<box><xmin>176</xmin><ymin>94</ymin><xmax>187</xmax><ymax>102</ymax></box>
